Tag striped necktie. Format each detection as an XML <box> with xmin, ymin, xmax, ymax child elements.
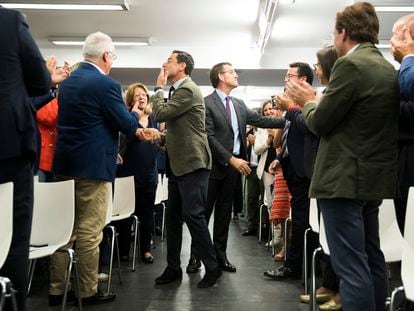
<box><xmin>281</xmin><ymin>120</ymin><xmax>291</xmax><ymax>158</ymax></box>
<box><xmin>225</xmin><ymin>96</ymin><xmax>232</xmax><ymax>122</ymax></box>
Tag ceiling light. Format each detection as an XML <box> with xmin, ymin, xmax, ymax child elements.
<box><xmin>48</xmin><ymin>36</ymin><xmax>150</xmax><ymax>46</ymax></box>
<box><xmin>375</xmin><ymin>6</ymin><xmax>414</xmax><ymax>12</ymax></box>
<box><xmin>0</xmin><ymin>0</ymin><xmax>129</xmax><ymax>10</ymax></box>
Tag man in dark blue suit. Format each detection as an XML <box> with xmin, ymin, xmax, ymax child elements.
<box><xmin>50</xmin><ymin>32</ymin><xmax>141</xmax><ymax>306</ymax></box>
<box><xmin>0</xmin><ymin>7</ymin><xmax>56</xmax><ymax>310</ymax></box>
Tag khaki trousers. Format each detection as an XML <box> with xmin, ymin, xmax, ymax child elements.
<box><xmin>49</xmin><ymin>179</ymin><xmax>109</xmax><ymax>298</ymax></box>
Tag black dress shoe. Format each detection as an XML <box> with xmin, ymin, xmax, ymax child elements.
<box><xmin>263</xmin><ymin>265</ymin><xmax>301</xmax><ymax>280</ymax></box>
<box><xmin>155</xmin><ymin>267</ymin><xmax>183</xmax><ymax>284</ymax></box>
<box><xmin>80</xmin><ymin>291</ymin><xmax>116</xmax><ymax>305</ymax></box>
<box><xmin>120</xmin><ymin>255</ymin><xmax>131</xmax><ymax>262</ymax></box>
<box><xmin>219</xmin><ymin>258</ymin><xmax>236</xmax><ymax>272</ymax></box>
<box><xmin>197</xmin><ymin>268</ymin><xmax>222</xmax><ymax>288</ymax></box>
<box><xmin>242</xmin><ymin>228</ymin><xmax>257</xmax><ymax>236</ymax></box>
<box><xmin>141</xmin><ymin>254</ymin><xmax>154</xmax><ymax>264</ymax></box>
<box><xmin>186</xmin><ymin>255</ymin><xmax>201</xmax><ymax>274</ymax></box>
<box><xmin>48</xmin><ymin>290</ymin><xmax>76</xmax><ymax>306</ymax></box>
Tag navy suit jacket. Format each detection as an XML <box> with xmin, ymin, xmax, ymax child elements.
<box><xmin>205</xmin><ymin>90</ymin><xmax>285</xmax><ymax>179</ymax></box>
<box><xmin>398</xmin><ymin>56</ymin><xmax>414</xmax><ymax>140</ymax></box>
<box><xmin>0</xmin><ymin>8</ymin><xmax>51</xmax><ymax>161</ymax></box>
<box><xmin>53</xmin><ymin>62</ymin><xmax>138</xmax><ymax>181</ymax></box>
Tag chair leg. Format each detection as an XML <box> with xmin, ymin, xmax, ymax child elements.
<box><xmin>389</xmin><ymin>286</ymin><xmax>404</xmax><ymax>311</ymax></box>
<box><xmin>284</xmin><ymin>218</ymin><xmax>290</xmax><ymax>262</ymax></box>
<box><xmin>106</xmin><ymin>225</ymin><xmax>116</xmax><ymax>296</ymax></box>
<box><xmin>62</xmin><ymin>249</ymin><xmax>74</xmax><ymax>311</ymax></box>
<box><xmin>70</xmin><ymin>249</ymin><xmax>82</xmax><ymax>311</ymax></box>
<box><xmin>0</xmin><ymin>277</ymin><xmax>18</xmax><ymax>311</ymax></box>
<box><xmin>258</xmin><ymin>204</ymin><xmax>264</xmax><ymax>244</ymax></box>
<box><xmin>114</xmin><ymin>232</ymin><xmax>122</xmax><ymax>284</ymax></box>
<box><xmin>27</xmin><ymin>258</ymin><xmax>37</xmax><ymax>294</ymax></box>
<box><xmin>131</xmin><ymin>215</ymin><xmax>139</xmax><ymax>272</ymax></box>
<box><xmin>161</xmin><ymin>203</ymin><xmax>166</xmax><ymax>242</ymax></box>
<box><xmin>310</xmin><ymin>247</ymin><xmax>322</xmax><ymax>311</ymax></box>
<box><xmin>303</xmin><ymin>228</ymin><xmax>310</xmax><ymax>295</ymax></box>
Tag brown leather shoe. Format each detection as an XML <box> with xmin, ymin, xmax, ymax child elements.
<box><xmin>319</xmin><ymin>299</ymin><xmax>342</xmax><ymax>310</ymax></box>
<box><xmin>273</xmin><ymin>247</ymin><xmax>285</xmax><ymax>262</ymax></box>
<box><xmin>300</xmin><ymin>293</ymin><xmax>334</xmax><ymax>304</ymax></box>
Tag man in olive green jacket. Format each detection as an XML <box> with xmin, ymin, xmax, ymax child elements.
<box><xmin>151</xmin><ymin>50</ymin><xmax>220</xmax><ymax>289</ymax></box>
<box><xmin>286</xmin><ymin>3</ymin><xmax>399</xmax><ymax>311</ymax></box>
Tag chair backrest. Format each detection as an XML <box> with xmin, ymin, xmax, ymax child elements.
<box><xmin>155</xmin><ymin>174</ymin><xmax>168</xmax><ymax>204</ymax></box>
<box><xmin>402</xmin><ymin>187</ymin><xmax>414</xmax><ymax>301</ymax></box>
<box><xmin>0</xmin><ymin>182</ymin><xmax>13</xmax><ymax>269</ymax></box>
<box><xmin>105</xmin><ymin>182</ymin><xmax>114</xmax><ymax>225</ymax></box>
<box><xmin>112</xmin><ymin>176</ymin><xmax>135</xmax><ymax>221</ymax></box>
<box><xmin>309</xmin><ymin>198</ymin><xmax>319</xmax><ymax>233</ymax></box>
<box><xmin>319</xmin><ymin>213</ymin><xmax>330</xmax><ymax>255</ymax></box>
<box><xmin>30</xmin><ymin>180</ymin><xmax>75</xmax><ymax>250</ymax></box>
<box><xmin>378</xmin><ymin>199</ymin><xmax>404</xmax><ymax>262</ymax></box>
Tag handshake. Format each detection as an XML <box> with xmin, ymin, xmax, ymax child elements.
<box><xmin>135</xmin><ymin>128</ymin><xmax>164</xmax><ymax>144</ymax></box>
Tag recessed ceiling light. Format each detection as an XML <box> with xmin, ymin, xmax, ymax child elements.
<box><xmin>48</xmin><ymin>36</ymin><xmax>150</xmax><ymax>46</ymax></box>
<box><xmin>0</xmin><ymin>0</ymin><xmax>129</xmax><ymax>11</ymax></box>
<box><xmin>375</xmin><ymin>6</ymin><xmax>414</xmax><ymax>12</ymax></box>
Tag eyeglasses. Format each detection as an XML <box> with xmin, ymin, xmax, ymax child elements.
<box><xmin>285</xmin><ymin>73</ymin><xmax>300</xmax><ymax>79</ymax></box>
<box><xmin>313</xmin><ymin>63</ymin><xmax>320</xmax><ymax>70</ymax></box>
<box><xmin>106</xmin><ymin>51</ymin><xmax>118</xmax><ymax>60</ymax></box>
<box><xmin>220</xmin><ymin>69</ymin><xmax>237</xmax><ymax>75</ymax></box>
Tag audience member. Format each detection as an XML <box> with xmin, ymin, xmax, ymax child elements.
<box><xmin>116</xmin><ymin>82</ymin><xmax>161</xmax><ymax>264</ymax></box>
<box><xmin>0</xmin><ymin>7</ymin><xmax>53</xmax><ymax>310</ymax></box>
<box><xmin>49</xmin><ymin>32</ymin><xmax>142</xmax><ymax>306</ymax></box>
<box><xmin>286</xmin><ymin>3</ymin><xmax>399</xmax><ymax>310</ymax></box>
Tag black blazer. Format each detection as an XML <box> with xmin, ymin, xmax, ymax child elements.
<box><xmin>205</xmin><ymin>90</ymin><xmax>285</xmax><ymax>179</ymax></box>
<box><xmin>0</xmin><ymin>8</ymin><xmax>51</xmax><ymax>161</ymax></box>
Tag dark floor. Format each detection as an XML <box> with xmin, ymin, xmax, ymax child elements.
<box><xmin>27</xmin><ymin>217</ymin><xmax>310</xmax><ymax>311</ymax></box>
<box><xmin>26</xmin><ymin>217</ymin><xmax>404</xmax><ymax>311</ymax></box>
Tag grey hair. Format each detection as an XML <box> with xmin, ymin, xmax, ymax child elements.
<box><xmin>82</xmin><ymin>32</ymin><xmax>114</xmax><ymax>60</ymax></box>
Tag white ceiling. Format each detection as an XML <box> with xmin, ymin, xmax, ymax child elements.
<box><xmin>6</xmin><ymin>0</ymin><xmax>411</xmax><ymax>103</ymax></box>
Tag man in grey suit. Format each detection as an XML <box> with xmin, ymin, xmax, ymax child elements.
<box><xmin>189</xmin><ymin>62</ymin><xmax>285</xmax><ymax>273</ymax></box>
<box><xmin>151</xmin><ymin>50</ymin><xmax>221</xmax><ymax>288</ymax></box>
<box><xmin>287</xmin><ymin>2</ymin><xmax>399</xmax><ymax>310</ymax></box>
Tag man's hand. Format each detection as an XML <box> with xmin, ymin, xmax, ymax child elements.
<box><xmin>46</xmin><ymin>55</ymin><xmax>70</xmax><ymax>86</ymax></box>
<box><xmin>268</xmin><ymin>159</ymin><xmax>280</xmax><ymax>175</ymax></box>
<box><xmin>156</xmin><ymin>67</ymin><xmax>168</xmax><ymax>88</ymax></box>
<box><xmin>391</xmin><ymin>27</ymin><xmax>414</xmax><ymax>63</ymax></box>
<box><xmin>285</xmin><ymin>80</ymin><xmax>316</xmax><ymax>108</ymax></box>
<box><xmin>142</xmin><ymin>128</ymin><xmax>162</xmax><ymax>143</ymax></box>
<box><xmin>274</xmin><ymin>93</ymin><xmax>294</xmax><ymax>111</ymax></box>
<box><xmin>247</xmin><ymin>134</ymin><xmax>256</xmax><ymax>145</ymax></box>
<box><xmin>228</xmin><ymin>156</ymin><xmax>251</xmax><ymax>176</ymax></box>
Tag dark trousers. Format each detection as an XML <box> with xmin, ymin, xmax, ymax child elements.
<box><xmin>246</xmin><ymin>167</ymin><xmax>264</xmax><ymax>230</ymax></box>
<box><xmin>322</xmin><ymin>255</ymin><xmax>339</xmax><ymax>292</ymax></box>
<box><xmin>232</xmin><ymin>173</ymin><xmax>243</xmax><ymax>215</ymax></box>
<box><xmin>283</xmin><ymin>161</ymin><xmax>310</xmax><ymax>271</ymax></box>
<box><xmin>204</xmin><ymin>168</ymin><xmax>239</xmax><ymax>262</ymax></box>
<box><xmin>394</xmin><ymin>142</ymin><xmax>414</xmax><ymax>234</ymax></box>
<box><xmin>319</xmin><ymin>198</ymin><xmax>388</xmax><ymax>311</ymax></box>
<box><xmin>0</xmin><ymin>156</ymin><xmax>33</xmax><ymax>311</ymax></box>
<box><xmin>115</xmin><ymin>182</ymin><xmax>156</xmax><ymax>257</ymax></box>
<box><xmin>166</xmin><ymin>169</ymin><xmax>217</xmax><ymax>271</ymax></box>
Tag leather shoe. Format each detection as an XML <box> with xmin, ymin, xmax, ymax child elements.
<box><xmin>219</xmin><ymin>258</ymin><xmax>236</xmax><ymax>273</ymax></box>
<box><xmin>80</xmin><ymin>291</ymin><xmax>116</xmax><ymax>305</ymax></box>
<box><xmin>242</xmin><ymin>228</ymin><xmax>257</xmax><ymax>236</ymax></box>
<box><xmin>48</xmin><ymin>290</ymin><xmax>75</xmax><ymax>306</ymax></box>
<box><xmin>186</xmin><ymin>255</ymin><xmax>201</xmax><ymax>274</ymax></box>
<box><xmin>197</xmin><ymin>268</ymin><xmax>222</xmax><ymax>288</ymax></box>
<box><xmin>264</xmin><ymin>265</ymin><xmax>301</xmax><ymax>280</ymax></box>
<box><xmin>155</xmin><ymin>267</ymin><xmax>183</xmax><ymax>284</ymax></box>
<box><xmin>300</xmin><ymin>293</ymin><xmax>334</xmax><ymax>304</ymax></box>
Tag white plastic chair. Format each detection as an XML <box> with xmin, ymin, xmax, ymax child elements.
<box><xmin>0</xmin><ymin>182</ymin><xmax>17</xmax><ymax>311</ymax></box>
<box><xmin>111</xmin><ymin>176</ymin><xmax>139</xmax><ymax>272</ymax></box>
<box><xmin>154</xmin><ymin>174</ymin><xmax>168</xmax><ymax>241</ymax></box>
<box><xmin>390</xmin><ymin>187</ymin><xmax>414</xmax><ymax>310</ymax></box>
<box><xmin>303</xmin><ymin>198</ymin><xmax>319</xmax><ymax>295</ymax></box>
<box><xmin>28</xmin><ymin>179</ymin><xmax>82</xmax><ymax>311</ymax></box>
<box><xmin>378</xmin><ymin>199</ymin><xmax>404</xmax><ymax>263</ymax></box>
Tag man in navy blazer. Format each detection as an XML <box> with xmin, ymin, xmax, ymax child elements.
<box><xmin>50</xmin><ymin>32</ymin><xmax>141</xmax><ymax>306</ymax></box>
<box><xmin>0</xmin><ymin>7</ymin><xmax>52</xmax><ymax>310</ymax></box>
<box><xmin>391</xmin><ymin>14</ymin><xmax>414</xmax><ymax>235</ymax></box>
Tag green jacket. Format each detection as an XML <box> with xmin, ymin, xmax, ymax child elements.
<box><xmin>303</xmin><ymin>43</ymin><xmax>399</xmax><ymax>200</ymax></box>
<box><xmin>152</xmin><ymin>77</ymin><xmax>212</xmax><ymax>176</ymax></box>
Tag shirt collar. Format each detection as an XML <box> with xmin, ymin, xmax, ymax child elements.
<box><xmin>83</xmin><ymin>60</ymin><xmax>106</xmax><ymax>75</ymax></box>
<box><xmin>346</xmin><ymin>43</ymin><xmax>360</xmax><ymax>56</ymax></box>
<box><xmin>215</xmin><ymin>89</ymin><xmax>230</xmax><ymax>103</ymax></box>
<box><xmin>171</xmin><ymin>76</ymin><xmax>188</xmax><ymax>90</ymax></box>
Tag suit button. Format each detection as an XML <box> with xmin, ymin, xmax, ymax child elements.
<box><xmin>49</xmin><ymin>144</ymin><xmax>53</xmax><ymax>147</ymax></box>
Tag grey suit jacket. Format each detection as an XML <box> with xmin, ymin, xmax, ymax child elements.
<box><xmin>152</xmin><ymin>77</ymin><xmax>212</xmax><ymax>176</ymax></box>
<box><xmin>205</xmin><ymin>90</ymin><xmax>285</xmax><ymax>179</ymax></box>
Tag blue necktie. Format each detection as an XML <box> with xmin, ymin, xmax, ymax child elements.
<box><xmin>225</xmin><ymin>96</ymin><xmax>232</xmax><ymax>123</ymax></box>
